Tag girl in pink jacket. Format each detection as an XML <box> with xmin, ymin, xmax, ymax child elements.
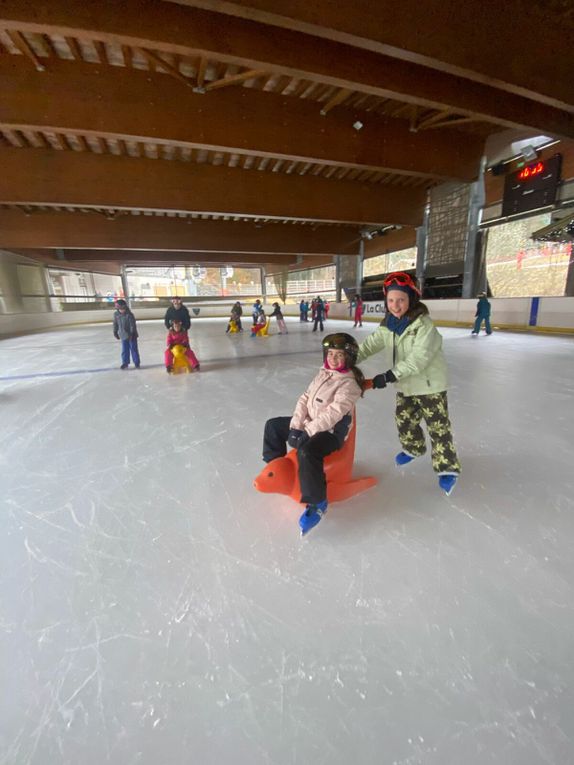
<box><xmin>262</xmin><ymin>333</ymin><xmax>365</xmax><ymax>535</ymax></box>
<box><xmin>165</xmin><ymin>319</ymin><xmax>200</xmax><ymax>373</ymax></box>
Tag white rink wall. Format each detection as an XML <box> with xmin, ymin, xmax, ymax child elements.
<box><xmin>1</xmin><ymin>297</ymin><xmax>574</xmax><ymax>336</ymax></box>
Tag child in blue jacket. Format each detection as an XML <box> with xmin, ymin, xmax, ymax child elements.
<box><xmin>113</xmin><ymin>299</ymin><xmax>140</xmax><ymax>370</ymax></box>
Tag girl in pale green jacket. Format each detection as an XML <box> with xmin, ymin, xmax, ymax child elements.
<box><xmin>357</xmin><ymin>272</ymin><xmax>460</xmax><ymax>496</ymax></box>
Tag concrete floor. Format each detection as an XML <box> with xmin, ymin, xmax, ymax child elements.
<box><xmin>1</xmin><ymin>317</ymin><xmax>573</xmax><ymax>765</ymax></box>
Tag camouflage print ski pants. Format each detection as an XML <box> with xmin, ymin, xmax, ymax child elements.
<box><xmin>395</xmin><ymin>391</ymin><xmax>461</xmax><ymax>474</ymax></box>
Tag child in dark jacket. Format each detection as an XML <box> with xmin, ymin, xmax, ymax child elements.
<box><xmin>270</xmin><ymin>302</ymin><xmax>288</xmax><ymax>334</ymax></box>
<box><xmin>113</xmin><ymin>299</ymin><xmax>140</xmax><ymax>369</ymax></box>
<box><xmin>165</xmin><ymin>319</ymin><xmax>200</xmax><ymax>373</ymax></box>
<box><xmin>472</xmin><ymin>293</ymin><xmax>492</xmax><ymax>335</ymax></box>
<box><xmin>226</xmin><ymin>302</ymin><xmax>243</xmax><ymax>333</ymax></box>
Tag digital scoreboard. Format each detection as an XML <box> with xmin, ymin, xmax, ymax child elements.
<box><xmin>502</xmin><ymin>154</ymin><xmax>562</xmax><ymax>218</ymax></box>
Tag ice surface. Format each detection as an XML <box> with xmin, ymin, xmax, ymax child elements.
<box><xmin>1</xmin><ymin>317</ymin><xmax>573</xmax><ymax>765</ymax></box>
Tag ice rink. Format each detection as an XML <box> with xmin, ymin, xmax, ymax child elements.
<box><xmin>1</xmin><ymin>316</ymin><xmax>573</xmax><ymax>765</ymax></box>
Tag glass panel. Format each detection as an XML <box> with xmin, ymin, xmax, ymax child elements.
<box><xmin>124</xmin><ymin>266</ymin><xmax>262</xmax><ymax>298</ymax></box>
<box><xmin>17</xmin><ymin>265</ymin><xmax>45</xmax><ymax>295</ymax></box>
<box><xmin>47</xmin><ymin>269</ymin><xmax>123</xmax><ymax>305</ymax></box>
<box><xmin>265</xmin><ymin>265</ymin><xmax>336</xmax><ymax>303</ymax></box>
<box><xmin>363</xmin><ymin>247</ymin><xmax>417</xmax><ymax>278</ymax></box>
<box><xmin>485</xmin><ymin>214</ymin><xmax>571</xmax><ymax>297</ymax></box>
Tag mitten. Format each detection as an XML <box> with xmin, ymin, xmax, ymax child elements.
<box><xmin>372</xmin><ymin>370</ymin><xmax>397</xmax><ymax>389</ymax></box>
<box><xmin>288</xmin><ymin>429</ymin><xmax>309</xmax><ymax>449</ymax></box>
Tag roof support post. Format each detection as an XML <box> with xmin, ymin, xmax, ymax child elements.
<box><xmin>462</xmin><ymin>156</ymin><xmax>486</xmax><ymax>298</ymax></box>
<box><xmin>416</xmin><ymin>204</ymin><xmax>429</xmax><ymax>294</ymax></box>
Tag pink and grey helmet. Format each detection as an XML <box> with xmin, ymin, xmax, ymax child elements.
<box><xmin>322</xmin><ymin>333</ymin><xmax>359</xmax><ymax>366</ymax></box>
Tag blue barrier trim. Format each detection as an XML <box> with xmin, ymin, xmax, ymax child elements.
<box><xmin>529</xmin><ymin>297</ymin><xmax>540</xmax><ymax>327</ymax></box>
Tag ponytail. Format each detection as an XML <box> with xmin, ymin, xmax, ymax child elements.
<box><xmin>350</xmin><ymin>364</ymin><xmax>366</xmax><ymax>397</ymax></box>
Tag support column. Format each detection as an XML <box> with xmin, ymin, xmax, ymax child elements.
<box><xmin>120</xmin><ymin>265</ymin><xmax>130</xmax><ymax>306</ymax></box>
<box><xmin>357</xmin><ymin>241</ymin><xmax>364</xmax><ymax>295</ymax></box>
<box><xmin>335</xmin><ymin>256</ymin><xmax>342</xmax><ymax>302</ymax></box>
<box><xmin>462</xmin><ymin>157</ymin><xmax>486</xmax><ymax>298</ymax></box>
<box><xmin>40</xmin><ymin>265</ymin><xmax>54</xmax><ymax>312</ymax></box>
<box><xmin>261</xmin><ymin>267</ymin><xmax>267</xmax><ymax>298</ymax></box>
<box><xmin>0</xmin><ymin>255</ymin><xmax>24</xmax><ymax>313</ymax></box>
<box><xmin>416</xmin><ymin>206</ymin><xmax>429</xmax><ymax>293</ymax></box>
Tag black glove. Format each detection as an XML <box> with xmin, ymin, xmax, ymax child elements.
<box><xmin>288</xmin><ymin>429</ymin><xmax>309</xmax><ymax>449</ymax></box>
<box><xmin>372</xmin><ymin>370</ymin><xmax>397</xmax><ymax>389</ymax></box>
<box><xmin>114</xmin><ymin>332</ymin><xmax>120</xmax><ymax>340</ymax></box>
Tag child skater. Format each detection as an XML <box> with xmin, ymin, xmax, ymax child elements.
<box><xmin>270</xmin><ymin>302</ymin><xmax>288</xmax><ymax>334</ymax></box>
<box><xmin>357</xmin><ymin>272</ymin><xmax>460</xmax><ymax>495</ymax></box>
<box><xmin>251</xmin><ymin>308</ymin><xmax>267</xmax><ymax>336</ymax></box>
<box><xmin>165</xmin><ymin>319</ymin><xmax>200</xmax><ymax>373</ymax></box>
<box><xmin>353</xmin><ymin>294</ymin><xmax>364</xmax><ymax>327</ymax></box>
<box><xmin>113</xmin><ymin>299</ymin><xmax>140</xmax><ymax>370</ymax></box>
<box><xmin>262</xmin><ymin>333</ymin><xmax>365</xmax><ymax>535</ymax></box>
<box><xmin>228</xmin><ymin>301</ymin><xmax>243</xmax><ymax>332</ymax></box>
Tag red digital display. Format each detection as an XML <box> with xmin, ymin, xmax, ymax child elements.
<box><xmin>517</xmin><ymin>161</ymin><xmax>544</xmax><ymax>181</ymax></box>
<box><xmin>502</xmin><ymin>153</ymin><xmax>561</xmax><ymax>217</ymax></box>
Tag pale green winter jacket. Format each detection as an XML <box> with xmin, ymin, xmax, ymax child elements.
<box><xmin>357</xmin><ymin>308</ymin><xmax>448</xmax><ymax>396</ymax></box>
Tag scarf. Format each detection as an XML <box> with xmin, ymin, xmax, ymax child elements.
<box><xmin>386</xmin><ymin>314</ymin><xmax>410</xmax><ymax>336</ymax></box>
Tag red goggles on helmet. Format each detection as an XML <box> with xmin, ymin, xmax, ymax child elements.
<box><xmin>383</xmin><ymin>272</ymin><xmax>421</xmax><ymax>296</ymax></box>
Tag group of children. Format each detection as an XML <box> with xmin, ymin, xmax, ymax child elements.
<box><xmin>225</xmin><ymin>300</ymin><xmax>288</xmax><ymax>336</ymax></box>
<box><xmin>262</xmin><ymin>272</ymin><xmax>460</xmax><ymax>535</ymax></box>
<box><xmin>299</xmin><ymin>297</ymin><xmax>330</xmax><ymax>323</ymax></box>
<box><xmin>112</xmin><ymin>295</ymin><xmax>200</xmax><ymax>373</ymax></box>
<box><xmin>114</xmin><ymin>276</ymin><xmax>461</xmax><ymax>538</ymax></box>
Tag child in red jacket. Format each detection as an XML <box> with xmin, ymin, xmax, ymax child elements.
<box><xmin>165</xmin><ymin>320</ymin><xmax>200</xmax><ymax>373</ymax></box>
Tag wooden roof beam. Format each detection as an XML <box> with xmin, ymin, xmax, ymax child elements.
<box><xmin>33</xmin><ymin>248</ymin><xmax>299</xmax><ymax>266</ymax></box>
<box><xmin>320</xmin><ymin>88</ymin><xmax>352</xmax><ymax>116</ymax></box>
<box><xmin>136</xmin><ymin>47</ymin><xmax>194</xmax><ymax>88</ymax></box>
<box><xmin>187</xmin><ymin>0</ymin><xmax>574</xmax><ymax>110</ymax></box>
<box><xmin>5</xmin><ymin>28</ymin><xmax>45</xmax><ymax>71</ymax></box>
<box><xmin>0</xmin><ymin>59</ymin><xmax>484</xmax><ymax>181</ymax></box>
<box><xmin>0</xmin><ymin>146</ymin><xmax>427</xmax><ymax>226</ymax></box>
<box><xmin>202</xmin><ymin>67</ymin><xmax>267</xmax><ymax>92</ymax></box>
<box><xmin>0</xmin><ymin>0</ymin><xmax>572</xmax><ymax>137</ymax></box>
<box><xmin>0</xmin><ymin>209</ymin><xmax>361</xmax><ymax>253</ymax></box>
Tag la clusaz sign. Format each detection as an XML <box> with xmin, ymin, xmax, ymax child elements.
<box><xmin>363</xmin><ymin>301</ymin><xmax>387</xmax><ymax>315</ymax></box>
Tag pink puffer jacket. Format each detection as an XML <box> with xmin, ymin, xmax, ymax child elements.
<box><xmin>290</xmin><ymin>367</ymin><xmax>362</xmax><ymax>437</ymax></box>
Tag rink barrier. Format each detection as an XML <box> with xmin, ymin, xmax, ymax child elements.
<box><xmin>1</xmin><ymin>297</ymin><xmax>574</xmax><ymax>336</ymax></box>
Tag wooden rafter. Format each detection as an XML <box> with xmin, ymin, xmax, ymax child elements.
<box><xmin>0</xmin><ymin>1</ymin><xmax>572</xmax><ymax>138</ymax></box>
<box><xmin>121</xmin><ymin>44</ymin><xmax>132</xmax><ymax>68</ymax></box>
<box><xmin>424</xmin><ymin>116</ymin><xmax>482</xmax><ymax>130</ymax></box>
<box><xmin>40</xmin><ymin>33</ymin><xmax>57</xmax><ymax>57</ymax></box>
<box><xmin>6</xmin><ymin>29</ymin><xmax>45</xmax><ymax>70</ymax></box>
<box><xmin>3</xmin><ymin>128</ymin><xmax>25</xmax><ymax>146</ymax></box>
<box><xmin>0</xmin><ymin>145</ymin><xmax>427</xmax><ymax>225</ymax></box>
<box><xmin>93</xmin><ymin>39</ymin><xmax>107</xmax><ymax>65</ymax></box>
<box><xmin>51</xmin><ymin>131</ymin><xmax>67</xmax><ymax>150</ymax></box>
<box><xmin>65</xmin><ymin>35</ymin><xmax>82</xmax><ymax>60</ymax></box>
<box><xmin>196</xmin><ymin>56</ymin><xmax>207</xmax><ymax>90</ymax></box>
<box><xmin>0</xmin><ymin>59</ymin><xmax>485</xmax><ymax>181</ymax></box>
<box><xmin>0</xmin><ymin>208</ymin><xmax>360</xmax><ymax>254</ymax></box>
<box><xmin>319</xmin><ymin>88</ymin><xmax>352</xmax><ymax>116</ymax></box>
<box><xmin>203</xmin><ymin>68</ymin><xmax>267</xmax><ymax>92</ymax></box>
<box><xmin>76</xmin><ymin>133</ymin><xmax>89</xmax><ymax>152</ymax></box>
<box><xmin>415</xmin><ymin>109</ymin><xmax>452</xmax><ymax>131</ymax></box>
<box><xmin>32</xmin><ymin>130</ymin><xmax>50</xmax><ymax>148</ymax></box>
<box><xmin>136</xmin><ymin>47</ymin><xmax>193</xmax><ymax>87</ymax></box>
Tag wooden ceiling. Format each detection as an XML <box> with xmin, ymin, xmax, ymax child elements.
<box><xmin>1</xmin><ymin>0</ymin><xmax>572</xmax><ymax>272</ymax></box>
